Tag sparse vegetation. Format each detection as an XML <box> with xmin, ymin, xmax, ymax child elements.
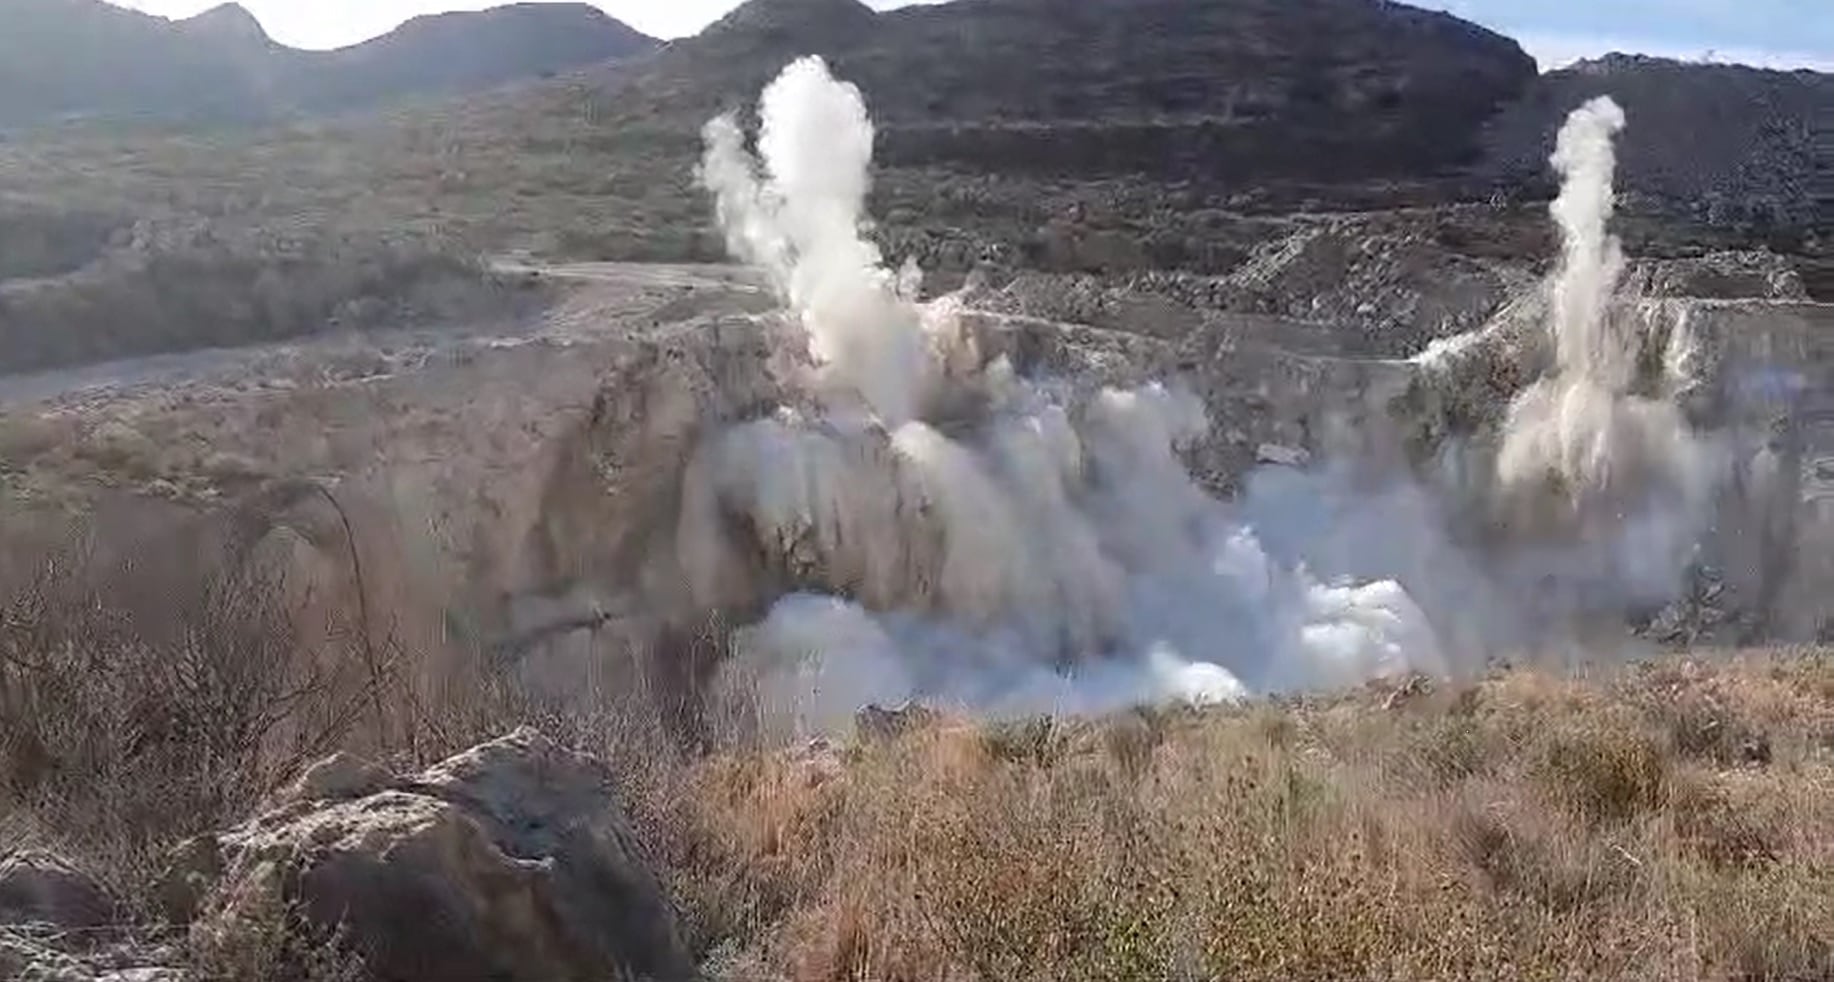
<box><xmin>626</xmin><ymin>658</ymin><xmax>1834</xmax><ymax>981</ymax></box>
<box><xmin>0</xmin><ymin>233</ymin><xmax>517</xmax><ymax>374</ymax></box>
<box><xmin>6</xmin><ymin>502</ymin><xmax>1834</xmax><ymax>982</ymax></box>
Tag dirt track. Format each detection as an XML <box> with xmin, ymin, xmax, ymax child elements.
<box><xmin>0</xmin><ymin>262</ymin><xmax>769</xmax><ymax>413</ymax></box>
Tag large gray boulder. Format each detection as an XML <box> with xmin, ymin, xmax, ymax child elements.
<box><xmin>0</xmin><ymin>851</ymin><xmax>116</xmax><ymax>930</ymax></box>
<box><xmin>185</xmin><ymin>728</ymin><xmax>691</xmax><ymax>982</ymax></box>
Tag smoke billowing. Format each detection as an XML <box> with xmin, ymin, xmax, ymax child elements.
<box><xmin>1492</xmin><ymin>96</ymin><xmax>1721</xmax><ymax>610</ymax></box>
<box><xmin>678</xmin><ymin>66</ymin><xmax>1724</xmax><ymax>737</ymax></box>
<box><xmin>689</xmin><ymin>57</ymin><xmax>1442</xmax><ymax>733</ymax></box>
<box><xmin>700</xmin><ymin>59</ymin><xmax>930</xmax><ymax>426</ymax></box>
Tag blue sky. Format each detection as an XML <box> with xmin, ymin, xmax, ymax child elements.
<box><xmin>112</xmin><ymin>0</ymin><xmax>1833</xmax><ymax>71</ymax></box>
<box><xmin>1426</xmin><ymin>0</ymin><xmax>1832</xmax><ymax>70</ymax></box>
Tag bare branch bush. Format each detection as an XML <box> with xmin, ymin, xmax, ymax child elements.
<box><xmin>0</xmin><ymin>493</ymin><xmax>427</xmax><ymax>907</ymax></box>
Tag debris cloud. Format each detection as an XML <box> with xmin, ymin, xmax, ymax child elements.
<box><xmin>670</xmin><ymin>66</ymin><xmax>1739</xmax><ymax>738</ymax></box>
<box><xmin>690</xmin><ymin>57</ymin><xmax>1443</xmax><ymax>734</ymax></box>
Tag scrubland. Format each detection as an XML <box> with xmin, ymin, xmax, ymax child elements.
<box><xmin>3</xmin><ymin>515</ymin><xmax>1832</xmax><ymax>981</ymax></box>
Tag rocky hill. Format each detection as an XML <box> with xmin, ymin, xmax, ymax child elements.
<box><xmin>493</xmin><ymin>0</ymin><xmax>1831</xmax><ymax>273</ymax></box>
<box><xmin>599</xmin><ymin>0</ymin><xmax>1538</xmax><ymax>187</ymax></box>
<box><xmin>1485</xmin><ymin>54</ymin><xmax>1834</xmax><ymax>244</ymax></box>
<box><xmin>2</xmin><ymin>0</ymin><xmax>1831</xmax><ymax>380</ymax></box>
<box><xmin>0</xmin><ymin>0</ymin><xmax>656</xmax><ymax>129</ymax></box>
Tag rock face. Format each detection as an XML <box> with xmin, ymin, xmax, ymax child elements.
<box><xmin>510</xmin><ymin>294</ymin><xmax>1414</xmax><ymax>725</ymax></box>
<box><xmin>1397</xmin><ymin>294</ymin><xmax>1834</xmax><ymax>642</ymax></box>
<box><xmin>506</xmin><ymin>260</ymin><xmax>1834</xmax><ymax>702</ymax></box>
<box><xmin>185</xmin><ymin>729</ymin><xmax>691</xmax><ymax>982</ymax></box>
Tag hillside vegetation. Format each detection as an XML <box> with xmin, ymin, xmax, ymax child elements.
<box><xmin>650</xmin><ymin>655</ymin><xmax>1834</xmax><ymax>980</ymax></box>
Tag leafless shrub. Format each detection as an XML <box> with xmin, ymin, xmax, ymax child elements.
<box><xmin>187</xmin><ymin>892</ymin><xmax>369</xmax><ymax>982</ymax></box>
<box><xmin>0</xmin><ymin>483</ymin><xmax>471</xmax><ymax>908</ymax></box>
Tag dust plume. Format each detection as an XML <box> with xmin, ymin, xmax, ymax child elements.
<box><xmin>699</xmin><ymin>57</ymin><xmax>931</xmax><ymax>426</ymax></box>
<box><xmin>1492</xmin><ymin>96</ymin><xmax>1721</xmax><ymax>608</ymax></box>
<box><xmin>688</xmin><ymin>57</ymin><xmax>1444</xmax><ymax>735</ymax></box>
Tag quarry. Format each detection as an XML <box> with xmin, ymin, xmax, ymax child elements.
<box><xmin>5</xmin><ymin>0</ymin><xmax>1834</xmax><ymax>978</ymax></box>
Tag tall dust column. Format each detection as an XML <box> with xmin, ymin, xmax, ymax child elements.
<box><xmin>1493</xmin><ymin>96</ymin><xmax>1719</xmax><ymax>607</ymax></box>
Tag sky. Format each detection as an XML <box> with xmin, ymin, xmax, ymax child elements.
<box><xmin>108</xmin><ymin>0</ymin><xmax>1832</xmax><ymax>72</ymax></box>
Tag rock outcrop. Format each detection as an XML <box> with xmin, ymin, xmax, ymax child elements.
<box><xmin>180</xmin><ymin>728</ymin><xmax>691</xmax><ymax>982</ymax></box>
<box><xmin>0</xmin><ymin>851</ymin><xmax>117</xmax><ymax>930</ymax></box>
<box><xmin>0</xmin><ymin>853</ymin><xmax>179</xmax><ymax>982</ymax></box>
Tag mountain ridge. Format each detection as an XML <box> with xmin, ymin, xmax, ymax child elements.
<box><xmin>0</xmin><ymin>0</ymin><xmax>659</xmax><ymax>129</ymax></box>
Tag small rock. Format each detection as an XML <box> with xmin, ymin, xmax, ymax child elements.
<box><xmin>856</xmin><ymin>702</ymin><xmax>941</xmax><ymax>742</ymax></box>
<box><xmin>0</xmin><ymin>851</ymin><xmax>115</xmax><ymax>930</ymax></box>
<box><xmin>277</xmin><ymin>751</ymin><xmax>393</xmax><ymax>806</ymax></box>
<box><xmin>1256</xmin><ymin>442</ymin><xmax>1311</xmax><ymax>468</ymax></box>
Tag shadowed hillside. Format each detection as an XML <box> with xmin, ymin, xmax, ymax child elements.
<box><xmin>0</xmin><ymin>0</ymin><xmax>656</xmax><ymax>129</ymax></box>
<box><xmin>605</xmin><ymin>0</ymin><xmax>1539</xmax><ymax>185</ymax></box>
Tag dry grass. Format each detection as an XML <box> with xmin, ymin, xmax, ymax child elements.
<box><xmin>623</xmin><ymin>659</ymin><xmax>1834</xmax><ymax>982</ymax></box>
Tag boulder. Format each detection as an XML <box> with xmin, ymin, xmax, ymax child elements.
<box><xmin>188</xmin><ymin>728</ymin><xmax>691</xmax><ymax>982</ymax></box>
<box><xmin>0</xmin><ymin>924</ymin><xmax>184</xmax><ymax>982</ymax></box>
<box><xmin>855</xmin><ymin>702</ymin><xmax>942</xmax><ymax>742</ymax></box>
<box><xmin>0</xmin><ymin>851</ymin><xmax>115</xmax><ymax>930</ymax></box>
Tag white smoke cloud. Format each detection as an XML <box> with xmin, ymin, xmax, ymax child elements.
<box><xmin>690</xmin><ymin>57</ymin><xmax>1443</xmax><ymax>737</ymax></box>
<box><xmin>678</xmin><ymin>66</ymin><xmax>1743</xmax><ymax>740</ymax></box>
<box><xmin>1493</xmin><ymin>96</ymin><xmax>1722</xmax><ymax>608</ymax></box>
<box><xmin>699</xmin><ymin>59</ymin><xmax>932</xmax><ymax>426</ymax></box>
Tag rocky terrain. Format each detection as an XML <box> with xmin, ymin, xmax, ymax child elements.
<box><xmin>1484</xmin><ymin>54</ymin><xmax>1834</xmax><ymax>241</ymax></box>
<box><xmin>0</xmin><ymin>0</ymin><xmax>1829</xmax><ymax>707</ymax></box>
<box><xmin>2</xmin><ymin>0</ymin><xmax>1834</xmax><ymax>978</ymax></box>
<box><xmin>4</xmin><ymin>0</ymin><xmax>1825</xmax><ymax>381</ymax></box>
<box><xmin>619</xmin><ymin>0</ymin><xmax>1536</xmax><ymax>184</ymax></box>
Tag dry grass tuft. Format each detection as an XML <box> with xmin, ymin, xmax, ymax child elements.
<box><xmin>633</xmin><ymin>654</ymin><xmax>1834</xmax><ymax>982</ymax></box>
